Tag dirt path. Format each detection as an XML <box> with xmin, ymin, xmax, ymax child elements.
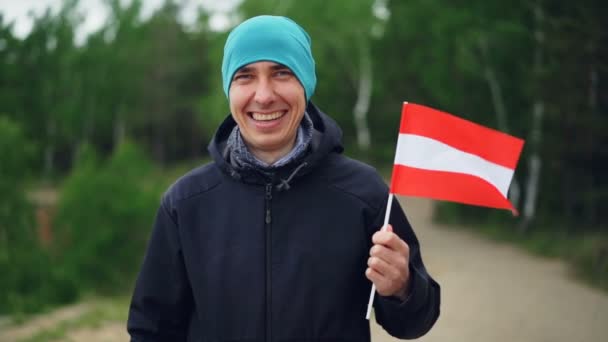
<box><xmin>3</xmin><ymin>197</ymin><xmax>607</xmax><ymax>341</ymax></box>
<box><xmin>0</xmin><ymin>303</ymin><xmax>91</xmax><ymax>341</ymax></box>
<box><xmin>372</xmin><ymin>197</ymin><xmax>608</xmax><ymax>342</ymax></box>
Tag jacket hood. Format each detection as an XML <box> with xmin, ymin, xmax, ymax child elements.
<box><xmin>208</xmin><ymin>102</ymin><xmax>344</xmax><ymax>187</ymax></box>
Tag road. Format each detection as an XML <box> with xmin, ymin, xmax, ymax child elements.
<box><xmin>372</xmin><ymin>197</ymin><xmax>608</xmax><ymax>342</ymax></box>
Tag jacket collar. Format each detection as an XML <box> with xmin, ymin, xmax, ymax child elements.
<box><xmin>208</xmin><ymin>101</ymin><xmax>344</xmax><ymax>189</ymax></box>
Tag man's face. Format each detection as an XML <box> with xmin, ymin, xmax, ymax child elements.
<box><xmin>229</xmin><ymin>61</ymin><xmax>306</xmax><ymax>159</ymax></box>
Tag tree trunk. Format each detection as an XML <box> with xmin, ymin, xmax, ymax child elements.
<box><xmin>154</xmin><ymin>124</ymin><xmax>166</xmax><ymax>165</ymax></box>
<box><xmin>520</xmin><ymin>3</ymin><xmax>545</xmax><ymax>233</ymax></box>
<box><xmin>114</xmin><ymin>106</ymin><xmax>126</xmax><ymax>149</ymax></box>
<box><xmin>74</xmin><ymin>94</ymin><xmax>96</xmax><ymax>164</ymax></box>
<box><xmin>353</xmin><ymin>37</ymin><xmax>372</xmax><ymax>152</ymax></box>
<box><xmin>586</xmin><ymin>55</ymin><xmax>598</xmax><ymax>225</ymax></box>
<box><xmin>478</xmin><ymin>35</ymin><xmax>521</xmax><ymax>210</ymax></box>
<box><xmin>44</xmin><ymin>119</ymin><xmax>56</xmax><ymax>179</ymax></box>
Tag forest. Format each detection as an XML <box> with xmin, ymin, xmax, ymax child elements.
<box><xmin>1</xmin><ymin>0</ymin><xmax>606</xmax><ymax>316</ymax></box>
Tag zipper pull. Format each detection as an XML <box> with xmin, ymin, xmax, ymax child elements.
<box><xmin>265</xmin><ymin>184</ymin><xmax>272</xmax><ymax>224</ymax></box>
<box><xmin>265</xmin><ymin>184</ymin><xmax>272</xmax><ymax>200</ymax></box>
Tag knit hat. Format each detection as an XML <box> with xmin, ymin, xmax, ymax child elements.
<box><xmin>221</xmin><ymin>15</ymin><xmax>316</xmax><ymax>101</ymax></box>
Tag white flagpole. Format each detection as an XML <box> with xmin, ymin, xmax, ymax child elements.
<box><xmin>365</xmin><ymin>192</ymin><xmax>394</xmax><ymax>320</ymax></box>
<box><xmin>365</xmin><ymin>101</ymin><xmax>407</xmax><ymax>320</ymax></box>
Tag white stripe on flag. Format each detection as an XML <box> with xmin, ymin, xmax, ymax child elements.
<box><xmin>394</xmin><ymin>134</ymin><xmax>514</xmax><ymax>197</ymax></box>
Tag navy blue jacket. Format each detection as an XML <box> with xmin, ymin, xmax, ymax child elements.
<box><xmin>127</xmin><ymin>103</ymin><xmax>440</xmax><ymax>341</ymax></box>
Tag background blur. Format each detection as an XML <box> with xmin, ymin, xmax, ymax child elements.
<box><xmin>0</xmin><ymin>0</ymin><xmax>606</xmax><ymax>341</ymax></box>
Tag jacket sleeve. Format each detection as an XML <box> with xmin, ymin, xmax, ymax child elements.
<box><xmin>127</xmin><ymin>199</ymin><xmax>194</xmax><ymax>341</ymax></box>
<box><xmin>371</xmin><ymin>198</ymin><xmax>441</xmax><ymax>339</ymax></box>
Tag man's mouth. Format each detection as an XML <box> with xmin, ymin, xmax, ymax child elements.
<box><xmin>250</xmin><ymin>111</ymin><xmax>286</xmax><ymax>121</ymax></box>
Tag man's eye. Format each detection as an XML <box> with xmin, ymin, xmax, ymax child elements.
<box><xmin>275</xmin><ymin>70</ymin><xmax>293</xmax><ymax>77</ymax></box>
<box><xmin>233</xmin><ymin>74</ymin><xmax>251</xmax><ymax>81</ymax></box>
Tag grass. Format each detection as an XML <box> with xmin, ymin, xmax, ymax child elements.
<box><xmin>570</xmin><ymin>233</ymin><xmax>608</xmax><ymax>292</ymax></box>
<box><xmin>17</xmin><ymin>296</ymin><xmax>129</xmax><ymax>342</ymax></box>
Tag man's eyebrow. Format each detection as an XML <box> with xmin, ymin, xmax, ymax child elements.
<box><xmin>270</xmin><ymin>64</ymin><xmax>289</xmax><ymax>70</ymax></box>
<box><xmin>234</xmin><ymin>64</ymin><xmax>290</xmax><ymax>74</ymax></box>
<box><xmin>235</xmin><ymin>66</ymin><xmax>252</xmax><ymax>74</ymax></box>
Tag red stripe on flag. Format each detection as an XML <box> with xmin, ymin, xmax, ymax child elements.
<box><xmin>390</xmin><ymin>164</ymin><xmax>516</xmax><ymax>212</ymax></box>
<box><xmin>399</xmin><ymin>103</ymin><xmax>524</xmax><ymax>169</ymax></box>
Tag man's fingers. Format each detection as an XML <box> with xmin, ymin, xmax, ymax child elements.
<box><xmin>367</xmin><ymin>256</ymin><xmax>401</xmax><ymax>280</ymax></box>
<box><xmin>365</xmin><ymin>267</ymin><xmax>395</xmax><ymax>296</ymax></box>
<box><xmin>370</xmin><ymin>243</ymin><xmax>409</xmax><ymax>269</ymax></box>
<box><xmin>365</xmin><ymin>267</ymin><xmax>385</xmax><ymax>288</ymax></box>
<box><xmin>369</xmin><ymin>245</ymin><xmax>382</xmax><ymax>260</ymax></box>
<box><xmin>372</xmin><ymin>230</ymin><xmax>407</xmax><ymax>251</ymax></box>
<box><xmin>372</xmin><ymin>227</ymin><xmax>409</xmax><ymax>255</ymax></box>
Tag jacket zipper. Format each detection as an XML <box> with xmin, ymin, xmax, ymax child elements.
<box><xmin>264</xmin><ymin>183</ymin><xmax>273</xmax><ymax>342</ymax></box>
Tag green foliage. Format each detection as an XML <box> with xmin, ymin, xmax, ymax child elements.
<box><xmin>0</xmin><ymin>117</ymin><xmax>31</xmax><ymax>183</ymax></box>
<box><xmin>0</xmin><ymin>0</ymin><xmax>606</xmax><ymax>309</ymax></box>
<box><xmin>198</xmin><ymin>31</ymin><xmax>231</xmax><ymax>139</ymax></box>
<box><xmin>1</xmin><ymin>0</ymin><xmax>212</xmax><ymax>172</ymax></box>
<box><xmin>572</xmin><ymin>234</ymin><xmax>608</xmax><ymax>292</ymax></box>
<box><xmin>0</xmin><ymin>116</ymin><xmax>37</xmax><ymax>313</ymax></box>
<box><xmin>0</xmin><ymin>0</ymin><xmax>604</xmax><ymax>228</ymax></box>
<box><xmin>0</xmin><ymin>117</ymin><xmax>75</xmax><ymax>315</ymax></box>
<box><xmin>53</xmin><ymin>141</ymin><xmax>162</xmax><ymax>294</ymax></box>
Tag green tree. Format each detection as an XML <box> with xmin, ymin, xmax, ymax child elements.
<box><xmin>52</xmin><ymin>141</ymin><xmax>162</xmax><ymax>293</ymax></box>
<box><xmin>0</xmin><ymin>117</ymin><xmax>74</xmax><ymax>314</ymax></box>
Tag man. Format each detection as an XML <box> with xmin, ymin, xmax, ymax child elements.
<box><xmin>128</xmin><ymin>15</ymin><xmax>440</xmax><ymax>341</ymax></box>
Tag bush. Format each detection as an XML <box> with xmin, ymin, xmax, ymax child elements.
<box><xmin>0</xmin><ymin>116</ymin><xmax>75</xmax><ymax>315</ymax></box>
<box><xmin>572</xmin><ymin>234</ymin><xmax>608</xmax><ymax>291</ymax></box>
<box><xmin>53</xmin><ymin>141</ymin><xmax>162</xmax><ymax>294</ymax></box>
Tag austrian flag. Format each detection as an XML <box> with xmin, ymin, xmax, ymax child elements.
<box><xmin>390</xmin><ymin>103</ymin><xmax>525</xmax><ymax>214</ymax></box>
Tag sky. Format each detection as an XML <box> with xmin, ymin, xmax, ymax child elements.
<box><xmin>0</xmin><ymin>0</ymin><xmax>238</xmax><ymax>43</ymax></box>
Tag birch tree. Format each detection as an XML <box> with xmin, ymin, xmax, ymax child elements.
<box><xmin>519</xmin><ymin>2</ymin><xmax>545</xmax><ymax>232</ymax></box>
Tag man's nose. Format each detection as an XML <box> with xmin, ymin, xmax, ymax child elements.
<box><xmin>253</xmin><ymin>79</ymin><xmax>275</xmax><ymax>105</ymax></box>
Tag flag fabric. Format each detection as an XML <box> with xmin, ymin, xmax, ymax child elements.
<box><xmin>390</xmin><ymin>102</ymin><xmax>525</xmax><ymax>214</ymax></box>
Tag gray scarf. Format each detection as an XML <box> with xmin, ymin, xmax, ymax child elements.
<box><xmin>225</xmin><ymin>112</ymin><xmax>314</xmax><ymax>174</ymax></box>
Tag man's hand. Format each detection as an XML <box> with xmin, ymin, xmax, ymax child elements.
<box><xmin>366</xmin><ymin>224</ymin><xmax>411</xmax><ymax>300</ymax></box>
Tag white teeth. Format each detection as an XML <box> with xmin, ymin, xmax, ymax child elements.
<box><xmin>252</xmin><ymin>111</ymin><xmax>284</xmax><ymax>121</ymax></box>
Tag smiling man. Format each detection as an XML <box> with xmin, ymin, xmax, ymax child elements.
<box><xmin>127</xmin><ymin>15</ymin><xmax>440</xmax><ymax>342</ymax></box>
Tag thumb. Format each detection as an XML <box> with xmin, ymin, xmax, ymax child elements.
<box><xmin>385</xmin><ymin>224</ymin><xmax>393</xmax><ymax>232</ymax></box>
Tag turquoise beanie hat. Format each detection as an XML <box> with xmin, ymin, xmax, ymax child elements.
<box><xmin>221</xmin><ymin>15</ymin><xmax>316</xmax><ymax>101</ymax></box>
